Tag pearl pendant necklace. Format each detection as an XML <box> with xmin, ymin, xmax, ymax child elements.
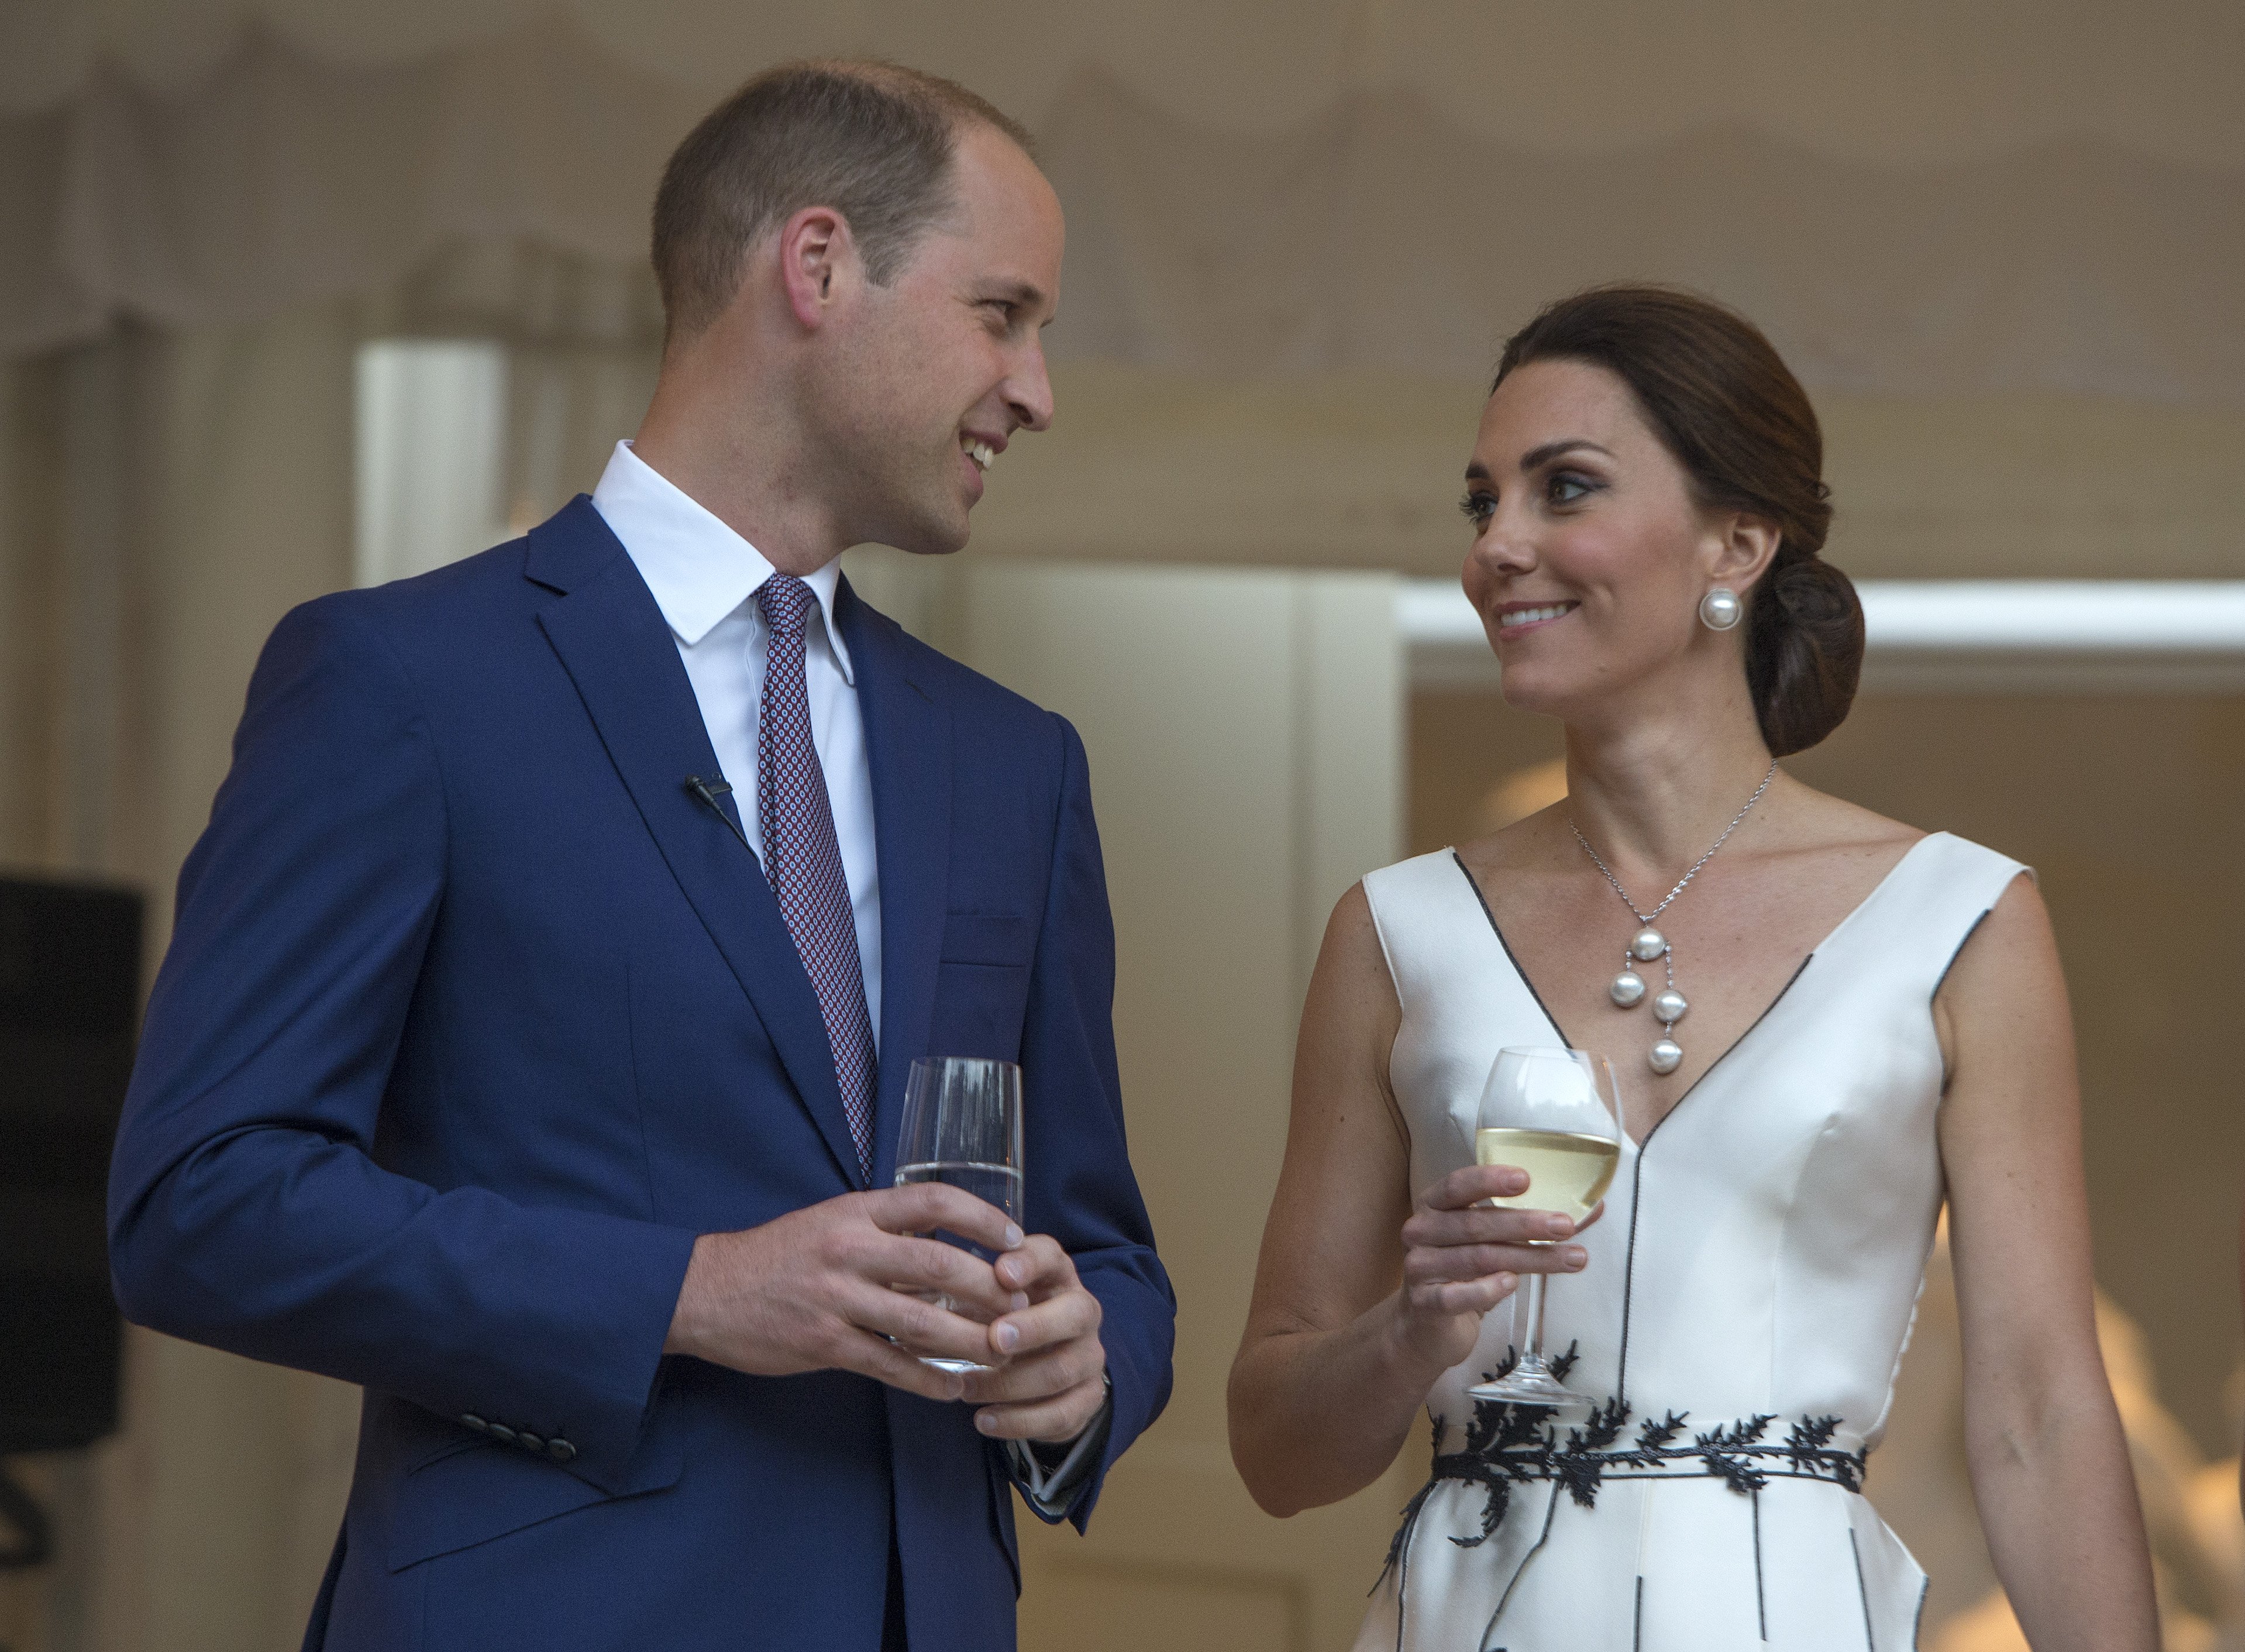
<box><xmin>1571</xmin><ymin>762</ymin><xmax>1778</xmax><ymax>1076</ymax></box>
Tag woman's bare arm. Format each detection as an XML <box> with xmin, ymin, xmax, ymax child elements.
<box><xmin>1938</xmin><ymin>875</ymin><xmax>2157</xmax><ymax>1651</ymax></box>
<box><xmin>1227</xmin><ymin>885</ymin><xmax>1586</xmax><ymax>1516</ymax></box>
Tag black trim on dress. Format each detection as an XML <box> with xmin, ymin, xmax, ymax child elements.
<box><xmin>1753</xmin><ymin>1488</ymin><xmax>1768</xmax><ymax>1640</ymax></box>
<box><xmin>1850</xmin><ymin>1526</ymin><xmax>1877</xmax><ymax>1651</ymax></box>
<box><xmin>1449</xmin><ymin>850</ymin><xmax>1572</xmax><ymax>1047</ymax></box>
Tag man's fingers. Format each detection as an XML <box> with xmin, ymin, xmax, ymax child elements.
<box><xmin>831</xmin><ymin>1326</ymin><xmax>972</xmax><ymax>1403</ymax></box>
<box><xmin>862</xmin><ymin>1182</ymin><xmax>1025</xmax><ymax>1253</ymax></box>
<box><xmin>846</xmin><ymin>1282</ymin><xmax>1014</xmax><ymax>1365</ymax></box>
<box><xmin>972</xmin><ymin>1374</ymin><xmax>1107</xmax><ymax>1443</ymax></box>
<box><xmin>874</xmin><ymin>1234</ymin><xmax>1014</xmax><ymax>1317</ymax></box>
<box><xmin>986</xmin><ymin>1280</ymin><xmax>1101</xmax><ymax>1359</ymax></box>
<box><xmin>991</xmin><ymin>1233</ymin><xmax>1074</xmax><ymax>1296</ymax></box>
<box><xmin>960</xmin><ymin>1337</ymin><xmax>1102</xmax><ymax>1407</ymax></box>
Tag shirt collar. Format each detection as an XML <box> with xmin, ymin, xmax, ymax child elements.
<box><xmin>590</xmin><ymin>440</ymin><xmax>853</xmax><ymax>684</ymax></box>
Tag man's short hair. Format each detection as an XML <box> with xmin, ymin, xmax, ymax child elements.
<box><xmin>652</xmin><ymin>60</ymin><xmax>1035</xmax><ymax>345</ymax></box>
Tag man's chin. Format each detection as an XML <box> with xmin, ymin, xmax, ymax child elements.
<box><xmin>877</xmin><ymin>505</ymin><xmax>973</xmax><ymax>559</ymax></box>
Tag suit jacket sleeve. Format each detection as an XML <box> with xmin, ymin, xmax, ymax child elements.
<box><xmin>1004</xmin><ymin>713</ymin><xmax>1177</xmax><ymax>1529</ymax></box>
<box><xmin>107</xmin><ymin>596</ymin><xmax>697</xmax><ymax>1491</ymax></box>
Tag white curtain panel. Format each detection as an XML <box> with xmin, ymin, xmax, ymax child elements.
<box><xmin>0</xmin><ymin>300</ymin><xmax>364</xmax><ymax>1652</ymax></box>
<box><xmin>1</xmin><ymin>16</ymin><xmax>2240</xmax><ymax>403</ymax></box>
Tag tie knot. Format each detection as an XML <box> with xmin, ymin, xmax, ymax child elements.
<box><xmin>756</xmin><ymin>574</ymin><xmax>816</xmax><ymax>640</ymax></box>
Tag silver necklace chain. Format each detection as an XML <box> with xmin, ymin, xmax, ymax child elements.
<box><xmin>1569</xmin><ymin>760</ymin><xmax>1778</xmax><ymax>925</ymax></box>
<box><xmin>1568</xmin><ymin>760</ymin><xmax>1778</xmax><ymax>1075</ymax></box>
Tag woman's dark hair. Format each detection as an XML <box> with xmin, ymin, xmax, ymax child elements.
<box><xmin>1492</xmin><ymin>284</ymin><xmax>1863</xmax><ymax>757</ymax></box>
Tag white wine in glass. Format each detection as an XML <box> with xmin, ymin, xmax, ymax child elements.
<box><xmin>1465</xmin><ymin>1047</ymin><xmax>1623</xmax><ymax>1410</ymax></box>
<box><xmin>1473</xmin><ymin>1128</ymin><xmax>1619</xmax><ymax>1223</ymax></box>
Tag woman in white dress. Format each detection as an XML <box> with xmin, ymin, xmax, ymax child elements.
<box><xmin>1230</xmin><ymin>286</ymin><xmax>2157</xmax><ymax>1650</ymax></box>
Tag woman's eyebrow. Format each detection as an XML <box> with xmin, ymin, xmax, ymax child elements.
<box><xmin>1519</xmin><ymin>438</ymin><xmax>1614</xmax><ymax>470</ymax></box>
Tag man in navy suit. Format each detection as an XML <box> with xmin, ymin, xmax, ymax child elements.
<box><xmin>108</xmin><ymin>61</ymin><xmax>1174</xmax><ymax>1651</ymax></box>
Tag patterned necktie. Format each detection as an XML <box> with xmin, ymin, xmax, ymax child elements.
<box><xmin>755</xmin><ymin>575</ymin><xmax>877</xmax><ymax>1182</ymax></box>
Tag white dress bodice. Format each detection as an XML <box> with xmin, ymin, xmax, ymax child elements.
<box><xmin>1353</xmin><ymin>832</ymin><xmax>2027</xmax><ymax>1652</ymax></box>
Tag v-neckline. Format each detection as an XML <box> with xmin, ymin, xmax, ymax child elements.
<box><xmin>1450</xmin><ymin>832</ymin><xmax>1944</xmax><ymax>1149</ymax></box>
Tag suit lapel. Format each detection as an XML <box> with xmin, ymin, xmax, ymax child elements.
<box><xmin>840</xmin><ymin>581</ymin><xmax>952</xmax><ymax>1188</ymax></box>
<box><xmin>526</xmin><ymin>498</ymin><xmax>866</xmax><ymax>1188</ymax></box>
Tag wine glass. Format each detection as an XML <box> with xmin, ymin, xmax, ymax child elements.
<box><xmin>1464</xmin><ymin>1046</ymin><xmax>1623</xmax><ymax>1409</ymax></box>
<box><xmin>891</xmin><ymin>1055</ymin><xmax>1025</xmax><ymax>1374</ymax></box>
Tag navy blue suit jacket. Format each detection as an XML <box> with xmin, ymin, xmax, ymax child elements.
<box><xmin>107</xmin><ymin>498</ymin><xmax>1175</xmax><ymax>1651</ymax></box>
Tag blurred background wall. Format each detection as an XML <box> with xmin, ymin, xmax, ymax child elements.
<box><xmin>0</xmin><ymin>3</ymin><xmax>2239</xmax><ymax>1648</ymax></box>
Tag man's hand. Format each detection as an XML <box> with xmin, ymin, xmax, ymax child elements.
<box><xmin>664</xmin><ymin>1185</ymin><xmax>1026</xmax><ymax>1403</ymax></box>
<box><xmin>962</xmin><ymin>1237</ymin><xmax>1107</xmax><ymax>1444</ymax></box>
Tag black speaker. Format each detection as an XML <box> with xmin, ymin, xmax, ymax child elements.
<box><xmin>0</xmin><ymin>875</ymin><xmax>142</xmax><ymax>1458</ymax></box>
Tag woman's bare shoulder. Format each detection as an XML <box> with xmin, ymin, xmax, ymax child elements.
<box><xmin>1452</xmin><ymin>803</ymin><xmax>1575</xmax><ymax>882</ymax></box>
<box><xmin>1766</xmin><ymin>775</ymin><xmax>1927</xmax><ymax>865</ymax></box>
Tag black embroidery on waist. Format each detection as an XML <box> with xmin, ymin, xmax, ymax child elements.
<box><xmin>1381</xmin><ymin>1344</ymin><xmax>1868</xmax><ymax>1581</ymax></box>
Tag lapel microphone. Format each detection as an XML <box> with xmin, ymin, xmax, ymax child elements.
<box><xmin>683</xmin><ymin>775</ymin><xmax>756</xmax><ymax>856</ymax></box>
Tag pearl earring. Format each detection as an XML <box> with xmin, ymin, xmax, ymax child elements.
<box><xmin>1699</xmin><ymin>587</ymin><xmax>1742</xmax><ymax>631</ymax></box>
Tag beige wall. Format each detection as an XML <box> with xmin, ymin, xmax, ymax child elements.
<box><xmin>965</xmin><ymin>367</ymin><xmax>2245</xmax><ymax>583</ymax></box>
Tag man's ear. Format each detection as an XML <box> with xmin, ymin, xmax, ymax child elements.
<box><xmin>777</xmin><ymin>205</ymin><xmax>859</xmax><ymax>331</ymax></box>
<box><xmin>1709</xmin><ymin>511</ymin><xmax>1783</xmax><ymax>598</ymax></box>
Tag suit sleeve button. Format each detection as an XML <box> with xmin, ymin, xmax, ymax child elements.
<box><xmin>487</xmin><ymin>1424</ymin><xmax>518</xmax><ymax>1445</ymax></box>
<box><xmin>460</xmin><ymin>1414</ymin><xmax>489</xmax><ymax>1433</ymax></box>
<box><xmin>547</xmin><ymin>1438</ymin><xmax>577</xmax><ymax>1463</ymax></box>
<box><xmin>516</xmin><ymin>1432</ymin><xmax>544</xmax><ymax>1453</ymax></box>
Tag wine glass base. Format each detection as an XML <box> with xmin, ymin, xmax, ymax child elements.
<box><xmin>1464</xmin><ymin>1368</ymin><xmax>1593</xmax><ymax>1409</ymax></box>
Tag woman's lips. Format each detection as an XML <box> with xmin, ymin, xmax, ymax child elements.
<box><xmin>1493</xmin><ymin>601</ymin><xmax>1578</xmax><ymax>636</ymax></box>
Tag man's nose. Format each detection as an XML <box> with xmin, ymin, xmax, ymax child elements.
<box><xmin>1006</xmin><ymin>338</ymin><xmax>1055</xmax><ymax>433</ymax></box>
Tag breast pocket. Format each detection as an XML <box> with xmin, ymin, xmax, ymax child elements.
<box><xmin>930</xmin><ymin>910</ymin><xmax>1034</xmax><ymax>1060</ymax></box>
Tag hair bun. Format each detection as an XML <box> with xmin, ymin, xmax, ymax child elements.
<box><xmin>1747</xmin><ymin>555</ymin><xmax>1864</xmax><ymax>758</ymax></box>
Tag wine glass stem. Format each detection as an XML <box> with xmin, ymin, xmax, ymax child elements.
<box><xmin>1520</xmin><ymin>1265</ymin><xmax>1550</xmax><ymax>1367</ymax></box>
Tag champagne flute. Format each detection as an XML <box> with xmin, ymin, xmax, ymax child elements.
<box><xmin>1464</xmin><ymin>1046</ymin><xmax>1622</xmax><ymax>1409</ymax></box>
<box><xmin>891</xmin><ymin>1055</ymin><xmax>1025</xmax><ymax>1375</ymax></box>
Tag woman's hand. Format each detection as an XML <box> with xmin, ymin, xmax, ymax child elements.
<box><xmin>1393</xmin><ymin>1164</ymin><xmax>1592</xmax><ymax>1377</ymax></box>
<box><xmin>1231</xmin><ymin>883</ymin><xmax>1604</xmax><ymax>1517</ymax></box>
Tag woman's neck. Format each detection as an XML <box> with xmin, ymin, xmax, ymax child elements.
<box><xmin>1559</xmin><ymin>682</ymin><xmax>1778</xmax><ymax>883</ymax></box>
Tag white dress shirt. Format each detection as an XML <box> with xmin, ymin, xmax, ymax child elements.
<box><xmin>590</xmin><ymin>441</ymin><xmax>1103</xmax><ymax>1508</ymax></box>
<box><xmin>591</xmin><ymin>440</ymin><xmax>882</xmax><ymax>1048</ymax></box>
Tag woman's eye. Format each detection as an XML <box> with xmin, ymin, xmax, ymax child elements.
<box><xmin>1459</xmin><ymin>493</ymin><xmax>1496</xmax><ymax>528</ymax></box>
<box><xmin>1547</xmin><ymin>472</ymin><xmax>1596</xmax><ymax>505</ymax></box>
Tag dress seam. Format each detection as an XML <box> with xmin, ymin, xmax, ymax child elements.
<box><xmin>1753</xmin><ymin>1487</ymin><xmax>1768</xmax><ymax>1641</ymax></box>
<box><xmin>1850</xmin><ymin>1525</ymin><xmax>1877</xmax><ymax>1651</ymax></box>
<box><xmin>1620</xmin><ymin>951</ymin><xmax>1812</xmax><ymax>1399</ymax></box>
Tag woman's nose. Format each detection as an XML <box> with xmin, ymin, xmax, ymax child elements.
<box><xmin>1472</xmin><ymin>526</ymin><xmax>1537</xmax><ymax>577</ymax></box>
